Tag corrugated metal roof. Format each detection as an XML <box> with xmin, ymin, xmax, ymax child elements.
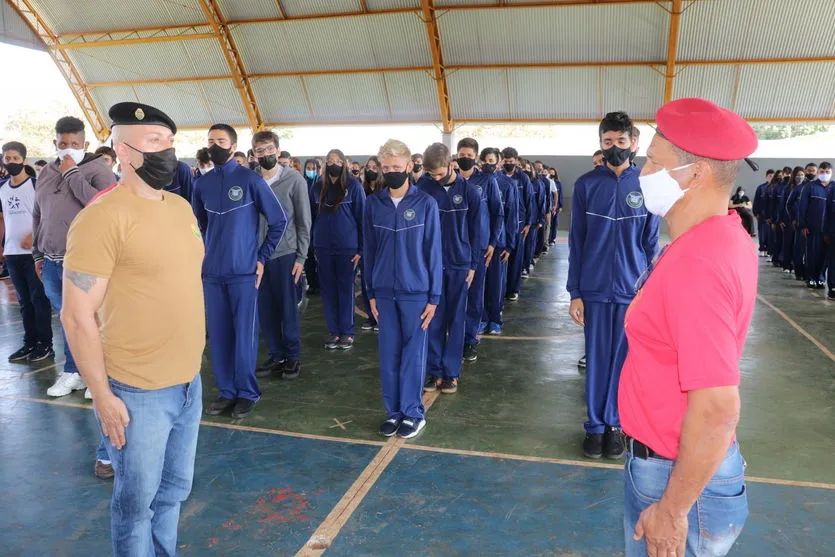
<box><xmin>29</xmin><ymin>0</ymin><xmax>206</xmax><ymax>36</ymax></box>
<box><xmin>385</xmin><ymin>71</ymin><xmax>440</xmax><ymax>120</ymax></box>
<box><xmin>304</xmin><ymin>73</ymin><xmax>390</xmax><ymax>121</ymax></box>
<box><xmin>734</xmin><ymin>63</ymin><xmax>835</xmax><ymax>120</ymax></box>
<box><xmin>678</xmin><ymin>0</ymin><xmax>835</xmax><ymax>62</ymax></box>
<box><xmin>601</xmin><ymin>66</ymin><xmax>662</xmax><ymax>120</ymax></box>
<box><xmin>507</xmin><ymin>67</ymin><xmax>598</xmax><ymax>120</ymax></box>
<box><xmin>447</xmin><ymin>68</ymin><xmax>510</xmax><ymax>120</ymax></box>
<box><xmin>251</xmin><ymin>76</ymin><xmax>314</xmax><ymax>122</ymax></box>
<box><xmin>673</xmin><ymin>65</ymin><xmax>736</xmax><ymax>109</ymax></box>
<box><xmin>366</xmin><ymin>0</ymin><xmax>420</xmax><ymax>9</ymax></box>
<box><xmin>67</xmin><ymin>38</ymin><xmax>228</xmax><ymax>83</ymax></box>
<box><xmin>0</xmin><ymin>1</ymin><xmax>44</xmax><ymax>50</ymax></box>
<box><xmin>231</xmin><ymin>12</ymin><xmax>430</xmax><ymax>74</ymax></box>
<box><xmin>218</xmin><ymin>0</ymin><xmax>281</xmax><ymax>22</ymax></box>
<box><xmin>281</xmin><ymin>0</ymin><xmax>362</xmax><ymax>18</ymax></box>
<box><xmin>438</xmin><ymin>4</ymin><xmax>670</xmax><ymax>66</ymax></box>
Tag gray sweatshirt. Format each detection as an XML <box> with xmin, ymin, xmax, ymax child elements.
<box><xmin>259</xmin><ymin>166</ymin><xmax>311</xmax><ymax>263</ymax></box>
<box><xmin>32</xmin><ymin>153</ymin><xmax>117</xmax><ymax>261</ymax></box>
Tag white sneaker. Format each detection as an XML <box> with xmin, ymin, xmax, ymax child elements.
<box><xmin>46</xmin><ymin>372</ymin><xmax>87</xmax><ymax>397</ymax></box>
<box><xmin>84</xmin><ymin>388</ymin><xmax>93</xmax><ymax>400</ymax></box>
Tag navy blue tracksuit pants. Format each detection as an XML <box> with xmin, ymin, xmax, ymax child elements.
<box><xmin>806</xmin><ymin>232</ymin><xmax>827</xmax><ymax>282</ymax></box>
<box><xmin>5</xmin><ymin>255</ymin><xmax>52</xmax><ymax>347</ymax></box>
<box><xmin>258</xmin><ymin>253</ymin><xmax>301</xmax><ymax>362</ymax></box>
<box><xmin>428</xmin><ymin>268</ymin><xmax>469</xmax><ymax>380</ymax></box>
<box><xmin>584</xmin><ymin>301</ymin><xmax>628</xmax><ymax>434</ymax></box>
<box><xmin>827</xmin><ymin>240</ymin><xmax>835</xmax><ymax>290</ymax></box>
<box><xmin>771</xmin><ymin>225</ymin><xmax>784</xmax><ymax>264</ymax></box>
<box><xmin>794</xmin><ymin>227</ymin><xmax>808</xmax><ymax>279</ymax></box>
<box><xmin>464</xmin><ymin>255</ymin><xmax>487</xmax><ymax>345</ymax></box>
<box><xmin>507</xmin><ymin>231</ymin><xmax>527</xmax><ymax>296</ymax></box>
<box><xmin>757</xmin><ymin>219</ymin><xmax>768</xmax><ymax>251</ymax></box>
<box><xmin>781</xmin><ymin>226</ymin><xmax>795</xmax><ymax>271</ymax></box>
<box><xmin>316</xmin><ymin>250</ymin><xmax>357</xmax><ymax>338</ymax></box>
<box><xmin>524</xmin><ymin>227</ymin><xmax>536</xmax><ymax>270</ymax></box>
<box><xmin>549</xmin><ymin>215</ymin><xmax>559</xmax><ymax>243</ymax></box>
<box><xmin>205</xmin><ymin>277</ymin><xmax>260</xmax><ymax>401</ymax></box>
<box><xmin>378</xmin><ymin>297</ymin><xmax>428</xmax><ymax>421</ymax></box>
<box><xmin>483</xmin><ymin>256</ymin><xmax>508</xmax><ymax>325</ymax></box>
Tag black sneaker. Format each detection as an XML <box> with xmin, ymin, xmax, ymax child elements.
<box><xmin>231</xmin><ymin>398</ymin><xmax>257</xmax><ymax>419</ymax></box>
<box><xmin>578</xmin><ymin>355</ymin><xmax>587</xmax><ymax>369</ymax></box>
<box><xmin>281</xmin><ymin>360</ymin><xmax>301</xmax><ymax>380</ymax></box>
<box><xmin>206</xmin><ymin>396</ymin><xmax>235</xmax><ymax>416</ymax></box>
<box><xmin>440</xmin><ymin>377</ymin><xmax>458</xmax><ymax>394</ymax></box>
<box><xmin>8</xmin><ymin>344</ymin><xmax>34</xmax><ymax>362</ymax></box>
<box><xmin>507</xmin><ymin>292</ymin><xmax>519</xmax><ymax>301</ymax></box>
<box><xmin>815</xmin><ymin>281</ymin><xmax>826</xmax><ymax>290</ymax></box>
<box><xmin>603</xmin><ymin>427</ymin><xmax>625</xmax><ymax>459</ymax></box>
<box><xmin>324</xmin><ymin>336</ymin><xmax>340</xmax><ymax>350</ymax></box>
<box><xmin>424</xmin><ymin>375</ymin><xmax>441</xmax><ymax>392</ymax></box>
<box><xmin>521</xmin><ymin>270</ymin><xmax>529</xmax><ymax>279</ymax></box>
<box><xmin>361</xmin><ymin>319</ymin><xmax>377</xmax><ymax>331</ymax></box>
<box><xmin>255</xmin><ymin>358</ymin><xmax>284</xmax><ymax>378</ymax></box>
<box><xmin>396</xmin><ymin>418</ymin><xmax>426</xmax><ymax>439</ymax></box>
<box><xmin>0</xmin><ymin>267</ymin><xmax>8</xmax><ymax>279</ymax></box>
<box><xmin>27</xmin><ymin>343</ymin><xmax>54</xmax><ymax>362</ymax></box>
<box><xmin>337</xmin><ymin>337</ymin><xmax>354</xmax><ymax>350</ymax></box>
<box><xmin>583</xmin><ymin>433</ymin><xmax>604</xmax><ymax>459</ymax></box>
<box><xmin>463</xmin><ymin>344</ymin><xmax>478</xmax><ymax>362</ymax></box>
<box><xmin>828</xmin><ymin>289</ymin><xmax>835</xmax><ymax>300</ymax></box>
<box><xmin>378</xmin><ymin>418</ymin><xmax>400</xmax><ymax>437</ymax></box>
<box><xmin>807</xmin><ymin>280</ymin><xmax>816</xmax><ymax>289</ymax></box>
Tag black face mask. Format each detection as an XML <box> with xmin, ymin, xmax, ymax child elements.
<box><xmin>208</xmin><ymin>144</ymin><xmax>231</xmax><ymax>166</ymax></box>
<box><xmin>628</xmin><ymin>150</ymin><xmax>637</xmax><ymax>163</ymax></box>
<box><xmin>483</xmin><ymin>163</ymin><xmax>496</xmax><ymax>174</ymax></box>
<box><xmin>384</xmin><ymin>171</ymin><xmax>408</xmax><ymax>190</ymax></box>
<box><xmin>248</xmin><ymin>161</ymin><xmax>259</xmax><ymax>171</ymax></box>
<box><xmin>434</xmin><ymin>171</ymin><xmax>450</xmax><ymax>187</ymax></box>
<box><xmin>805</xmin><ymin>173</ymin><xmax>814</xmax><ymax>181</ymax></box>
<box><xmin>412</xmin><ymin>164</ymin><xmax>422</xmax><ymax>174</ymax></box>
<box><xmin>126</xmin><ymin>144</ymin><xmax>178</xmax><ymax>190</ymax></box>
<box><xmin>327</xmin><ymin>164</ymin><xmax>343</xmax><ymax>178</ymax></box>
<box><xmin>503</xmin><ymin>162</ymin><xmax>516</xmax><ymax>173</ymax></box>
<box><xmin>258</xmin><ymin>155</ymin><xmax>277</xmax><ymax>170</ymax></box>
<box><xmin>4</xmin><ymin>163</ymin><xmax>24</xmax><ymax>176</ymax></box>
<box><xmin>456</xmin><ymin>157</ymin><xmax>476</xmax><ymax>172</ymax></box>
<box><xmin>602</xmin><ymin>145</ymin><xmax>632</xmax><ymax>167</ymax></box>
<box><xmin>351</xmin><ymin>169</ymin><xmax>360</xmax><ymax>176</ymax></box>
<box><xmin>365</xmin><ymin>170</ymin><xmax>379</xmax><ymax>182</ymax></box>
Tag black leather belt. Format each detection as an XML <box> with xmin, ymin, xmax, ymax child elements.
<box><xmin>627</xmin><ymin>436</ymin><xmax>671</xmax><ymax>461</ymax></box>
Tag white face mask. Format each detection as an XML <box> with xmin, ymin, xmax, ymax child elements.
<box><xmin>818</xmin><ymin>172</ymin><xmax>832</xmax><ymax>183</ymax></box>
<box><xmin>639</xmin><ymin>163</ymin><xmax>694</xmax><ymax>217</ymax></box>
<box><xmin>57</xmin><ymin>148</ymin><xmax>85</xmax><ymax>165</ymax></box>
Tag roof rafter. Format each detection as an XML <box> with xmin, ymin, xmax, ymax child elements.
<box><xmin>6</xmin><ymin>0</ymin><xmax>109</xmax><ymax>141</ymax></box>
<box><xmin>663</xmin><ymin>0</ymin><xmax>683</xmax><ymax>104</ymax></box>
<box><xmin>420</xmin><ymin>0</ymin><xmax>453</xmax><ymax>134</ymax></box>
<box><xmin>198</xmin><ymin>0</ymin><xmax>263</xmax><ymax>131</ymax></box>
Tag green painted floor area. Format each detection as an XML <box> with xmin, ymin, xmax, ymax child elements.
<box><xmin>0</xmin><ymin>243</ymin><xmax>833</xmax><ymax>485</ymax></box>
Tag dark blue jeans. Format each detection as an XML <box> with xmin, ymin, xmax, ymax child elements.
<box><xmin>40</xmin><ymin>259</ymin><xmax>77</xmax><ymax>373</ymax></box>
<box><xmin>98</xmin><ymin>374</ymin><xmax>202</xmax><ymax>557</ymax></box>
<box><xmin>258</xmin><ymin>254</ymin><xmax>301</xmax><ymax>361</ymax></box>
<box><xmin>624</xmin><ymin>441</ymin><xmax>748</xmax><ymax>557</ymax></box>
<box><xmin>6</xmin><ymin>254</ymin><xmax>52</xmax><ymax>346</ymax></box>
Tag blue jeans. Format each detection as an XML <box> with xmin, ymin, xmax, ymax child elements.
<box><xmin>624</xmin><ymin>441</ymin><xmax>748</xmax><ymax>557</ymax></box>
<box><xmin>40</xmin><ymin>259</ymin><xmax>77</xmax><ymax>374</ymax></box>
<box><xmin>98</xmin><ymin>374</ymin><xmax>202</xmax><ymax>557</ymax></box>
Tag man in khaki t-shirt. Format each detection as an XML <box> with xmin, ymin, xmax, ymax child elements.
<box><xmin>62</xmin><ymin>102</ymin><xmax>204</xmax><ymax>556</ymax></box>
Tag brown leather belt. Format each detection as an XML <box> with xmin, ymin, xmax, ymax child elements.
<box><xmin>627</xmin><ymin>436</ymin><xmax>671</xmax><ymax>461</ymax></box>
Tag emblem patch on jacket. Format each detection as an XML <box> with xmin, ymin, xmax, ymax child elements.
<box><xmin>453</xmin><ymin>194</ymin><xmax>464</xmax><ymax>205</ymax></box>
<box><xmin>404</xmin><ymin>208</ymin><xmax>416</xmax><ymax>221</ymax></box>
<box><xmin>228</xmin><ymin>186</ymin><xmax>244</xmax><ymax>201</ymax></box>
<box><xmin>626</xmin><ymin>191</ymin><xmax>644</xmax><ymax>209</ymax></box>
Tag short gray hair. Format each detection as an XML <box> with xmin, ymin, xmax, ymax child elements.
<box><xmin>662</xmin><ymin>133</ymin><xmax>741</xmax><ymax>191</ymax></box>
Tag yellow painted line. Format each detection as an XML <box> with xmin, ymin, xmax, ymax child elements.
<box><xmin>296</xmin><ymin>390</ymin><xmax>440</xmax><ymax>556</ymax></box>
<box><xmin>23</xmin><ymin>360</ymin><xmax>65</xmax><ymax>376</ymax></box>
<box><xmin>745</xmin><ymin>475</ymin><xmax>835</xmax><ymax>491</ymax></box>
<box><xmin>404</xmin><ymin>444</ymin><xmax>622</xmax><ymax>471</ymax></box>
<box><xmin>477</xmin><ymin>333</ymin><xmax>584</xmax><ymax>341</ymax></box>
<box><xmin>757</xmin><ymin>294</ymin><xmax>835</xmax><ymax>362</ymax></box>
<box><xmin>201</xmin><ymin>421</ymin><xmax>386</xmax><ymax>447</ymax></box>
<box><xmin>0</xmin><ymin>394</ymin><xmax>90</xmax><ymax>410</ymax></box>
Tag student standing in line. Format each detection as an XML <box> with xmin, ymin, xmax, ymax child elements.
<box><xmin>548</xmin><ymin>167</ymin><xmax>563</xmax><ymax>245</ymax></box>
<box><xmin>364</xmin><ymin>139</ymin><xmax>441</xmax><ymax>439</ymax></box>
<box><xmin>503</xmin><ymin>148</ymin><xmax>534</xmax><ymax>302</ymax></box>
<box><xmin>252</xmin><ymin>131</ymin><xmax>310</xmax><ymax>382</ymax></box>
<box><xmin>522</xmin><ymin>160</ymin><xmax>543</xmax><ymax>276</ymax></box>
<box><xmin>825</xmin><ymin>179</ymin><xmax>835</xmax><ymax>299</ymax></box>
<box><xmin>417</xmin><ymin>143</ymin><xmax>482</xmax><ymax>394</ymax></box>
<box><xmin>303</xmin><ymin>159</ymin><xmax>321</xmax><ymax>295</ymax></box>
<box><xmin>798</xmin><ymin>162</ymin><xmax>831</xmax><ymax>289</ymax></box>
<box><xmin>410</xmin><ymin>153</ymin><xmax>424</xmax><ymax>185</ymax></box>
<box><xmin>193</xmin><ymin>124</ymin><xmax>287</xmax><ymax>419</ymax></box>
<box><xmin>752</xmin><ymin>169</ymin><xmax>774</xmax><ymax>257</ymax></box>
<box><xmin>360</xmin><ymin>156</ymin><xmax>384</xmax><ymax>332</ymax></box>
<box><xmin>482</xmin><ymin>147</ymin><xmax>518</xmax><ymax>335</ymax></box>
<box><xmin>457</xmin><ymin>138</ymin><xmax>502</xmax><ymax>362</ymax></box>
<box><xmin>311</xmin><ymin>149</ymin><xmax>366</xmax><ymax>350</ymax></box>
<box><xmin>777</xmin><ymin>167</ymin><xmax>804</xmax><ymax>274</ymax></box>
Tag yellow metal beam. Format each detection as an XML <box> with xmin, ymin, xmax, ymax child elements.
<box><xmin>55</xmin><ymin>33</ymin><xmax>217</xmax><ymax>50</ymax></box>
<box><xmin>663</xmin><ymin>0</ymin><xmax>683</xmax><ymax>104</ymax></box>
<box><xmin>198</xmin><ymin>0</ymin><xmax>264</xmax><ymax>131</ymax></box>
<box><xmin>7</xmin><ymin>0</ymin><xmax>110</xmax><ymax>141</ymax></box>
<box><xmin>420</xmin><ymin>0</ymin><xmax>453</xmax><ymax>134</ymax></box>
<box><xmin>274</xmin><ymin>0</ymin><xmax>288</xmax><ymax>19</ymax></box>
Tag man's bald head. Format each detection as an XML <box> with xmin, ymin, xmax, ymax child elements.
<box><xmin>112</xmin><ymin>124</ymin><xmax>175</xmax><ymax>178</ymax></box>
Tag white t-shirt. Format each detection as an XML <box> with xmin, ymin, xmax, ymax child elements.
<box><xmin>391</xmin><ymin>196</ymin><xmax>403</xmax><ymax>208</ymax></box>
<box><xmin>549</xmin><ymin>178</ymin><xmax>557</xmax><ymax>193</ymax></box>
<box><xmin>0</xmin><ymin>177</ymin><xmax>36</xmax><ymax>255</ymax></box>
<box><xmin>443</xmin><ymin>185</ymin><xmax>452</xmax><ymax>193</ymax></box>
<box><xmin>262</xmin><ymin>166</ymin><xmax>283</xmax><ymax>187</ymax></box>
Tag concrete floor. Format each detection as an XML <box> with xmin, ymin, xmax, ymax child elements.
<box><xmin>0</xmin><ymin>242</ymin><xmax>833</xmax><ymax>556</ymax></box>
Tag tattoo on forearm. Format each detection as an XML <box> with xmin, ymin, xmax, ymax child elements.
<box><xmin>66</xmin><ymin>270</ymin><xmax>98</xmax><ymax>293</ymax></box>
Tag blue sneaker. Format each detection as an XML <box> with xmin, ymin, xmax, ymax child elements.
<box><xmin>477</xmin><ymin>321</ymin><xmax>488</xmax><ymax>335</ymax></box>
<box><xmin>488</xmin><ymin>323</ymin><xmax>502</xmax><ymax>335</ymax></box>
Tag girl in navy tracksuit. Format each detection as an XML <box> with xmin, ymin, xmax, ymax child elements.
<box><xmin>359</xmin><ymin>157</ymin><xmax>385</xmax><ymax>331</ymax></box>
<box><xmin>303</xmin><ymin>159</ymin><xmax>321</xmax><ymax>294</ymax></box>
<box><xmin>311</xmin><ymin>149</ymin><xmax>366</xmax><ymax>349</ymax></box>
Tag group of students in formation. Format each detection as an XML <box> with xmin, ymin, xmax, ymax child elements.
<box><xmin>750</xmin><ymin>163</ymin><xmax>835</xmax><ymax>298</ymax></box>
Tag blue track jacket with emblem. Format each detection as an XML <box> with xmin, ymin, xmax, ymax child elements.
<box><xmin>462</xmin><ymin>169</ymin><xmax>503</xmax><ymax>251</ymax></box>
<box><xmin>193</xmin><ymin>158</ymin><xmax>287</xmax><ymax>279</ymax></box>
<box><xmin>363</xmin><ymin>185</ymin><xmax>443</xmax><ymax>305</ymax></box>
<box><xmin>567</xmin><ymin>164</ymin><xmax>659</xmax><ymax>304</ymax></box>
<box><xmin>310</xmin><ymin>176</ymin><xmax>366</xmax><ymax>255</ymax></box>
<box><xmin>798</xmin><ymin>178</ymin><xmax>830</xmax><ymax>233</ymax></box>
<box><xmin>494</xmin><ymin>172</ymin><xmax>519</xmax><ymax>251</ymax></box>
<box><xmin>416</xmin><ymin>173</ymin><xmax>483</xmax><ymax>271</ymax></box>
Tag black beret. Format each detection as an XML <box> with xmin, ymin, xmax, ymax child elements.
<box><xmin>108</xmin><ymin>102</ymin><xmax>177</xmax><ymax>134</ymax></box>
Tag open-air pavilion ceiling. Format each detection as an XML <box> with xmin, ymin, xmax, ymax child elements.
<box><xmin>6</xmin><ymin>0</ymin><xmax>835</xmax><ymax>141</ymax></box>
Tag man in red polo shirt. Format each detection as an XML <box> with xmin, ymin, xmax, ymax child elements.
<box><xmin>619</xmin><ymin>98</ymin><xmax>759</xmax><ymax>557</ymax></box>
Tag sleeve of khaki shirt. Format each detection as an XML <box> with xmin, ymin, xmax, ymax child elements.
<box><xmin>64</xmin><ymin>204</ymin><xmax>121</xmax><ymax>279</ymax></box>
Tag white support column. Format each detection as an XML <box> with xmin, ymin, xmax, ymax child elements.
<box><xmin>442</xmin><ymin>131</ymin><xmax>453</xmax><ymax>151</ymax></box>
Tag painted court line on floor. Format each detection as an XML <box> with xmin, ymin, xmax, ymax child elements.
<box><xmin>23</xmin><ymin>360</ymin><xmax>66</xmax><ymax>376</ymax></box>
<box><xmin>296</xmin><ymin>390</ymin><xmax>441</xmax><ymax>557</ymax></box>
<box><xmin>757</xmin><ymin>294</ymin><xmax>834</xmax><ymax>362</ymax></box>
<box><xmin>477</xmin><ymin>333</ymin><xmax>585</xmax><ymax>341</ymax></box>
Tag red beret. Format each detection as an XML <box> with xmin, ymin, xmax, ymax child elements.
<box><xmin>656</xmin><ymin>98</ymin><xmax>757</xmax><ymax>161</ymax></box>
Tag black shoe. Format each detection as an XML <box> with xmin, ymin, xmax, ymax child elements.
<box><xmin>27</xmin><ymin>344</ymin><xmax>54</xmax><ymax>362</ymax></box>
<box><xmin>828</xmin><ymin>289</ymin><xmax>835</xmax><ymax>300</ymax></box>
<box><xmin>424</xmin><ymin>375</ymin><xmax>441</xmax><ymax>392</ymax></box>
<box><xmin>307</xmin><ymin>287</ymin><xmax>319</xmax><ymax>296</ymax></box>
<box><xmin>583</xmin><ymin>433</ymin><xmax>604</xmax><ymax>459</ymax></box>
<box><xmin>396</xmin><ymin>418</ymin><xmax>426</xmax><ymax>439</ymax></box>
<box><xmin>337</xmin><ymin>337</ymin><xmax>354</xmax><ymax>350</ymax></box>
<box><xmin>378</xmin><ymin>418</ymin><xmax>400</xmax><ymax>437</ymax></box>
<box><xmin>361</xmin><ymin>319</ymin><xmax>377</xmax><ymax>331</ymax></box>
<box><xmin>324</xmin><ymin>336</ymin><xmax>340</xmax><ymax>350</ymax></box>
<box><xmin>281</xmin><ymin>360</ymin><xmax>301</xmax><ymax>380</ymax></box>
<box><xmin>815</xmin><ymin>281</ymin><xmax>826</xmax><ymax>290</ymax></box>
<box><xmin>507</xmin><ymin>292</ymin><xmax>519</xmax><ymax>301</ymax></box>
<box><xmin>578</xmin><ymin>355</ymin><xmax>587</xmax><ymax>369</ymax></box>
<box><xmin>603</xmin><ymin>427</ymin><xmax>625</xmax><ymax>459</ymax></box>
<box><xmin>463</xmin><ymin>344</ymin><xmax>478</xmax><ymax>362</ymax></box>
<box><xmin>231</xmin><ymin>398</ymin><xmax>256</xmax><ymax>419</ymax></box>
<box><xmin>255</xmin><ymin>358</ymin><xmax>284</xmax><ymax>378</ymax></box>
<box><xmin>206</xmin><ymin>396</ymin><xmax>235</xmax><ymax>416</ymax></box>
<box><xmin>0</xmin><ymin>267</ymin><xmax>8</xmax><ymax>279</ymax></box>
<box><xmin>807</xmin><ymin>280</ymin><xmax>816</xmax><ymax>289</ymax></box>
<box><xmin>8</xmin><ymin>344</ymin><xmax>34</xmax><ymax>362</ymax></box>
